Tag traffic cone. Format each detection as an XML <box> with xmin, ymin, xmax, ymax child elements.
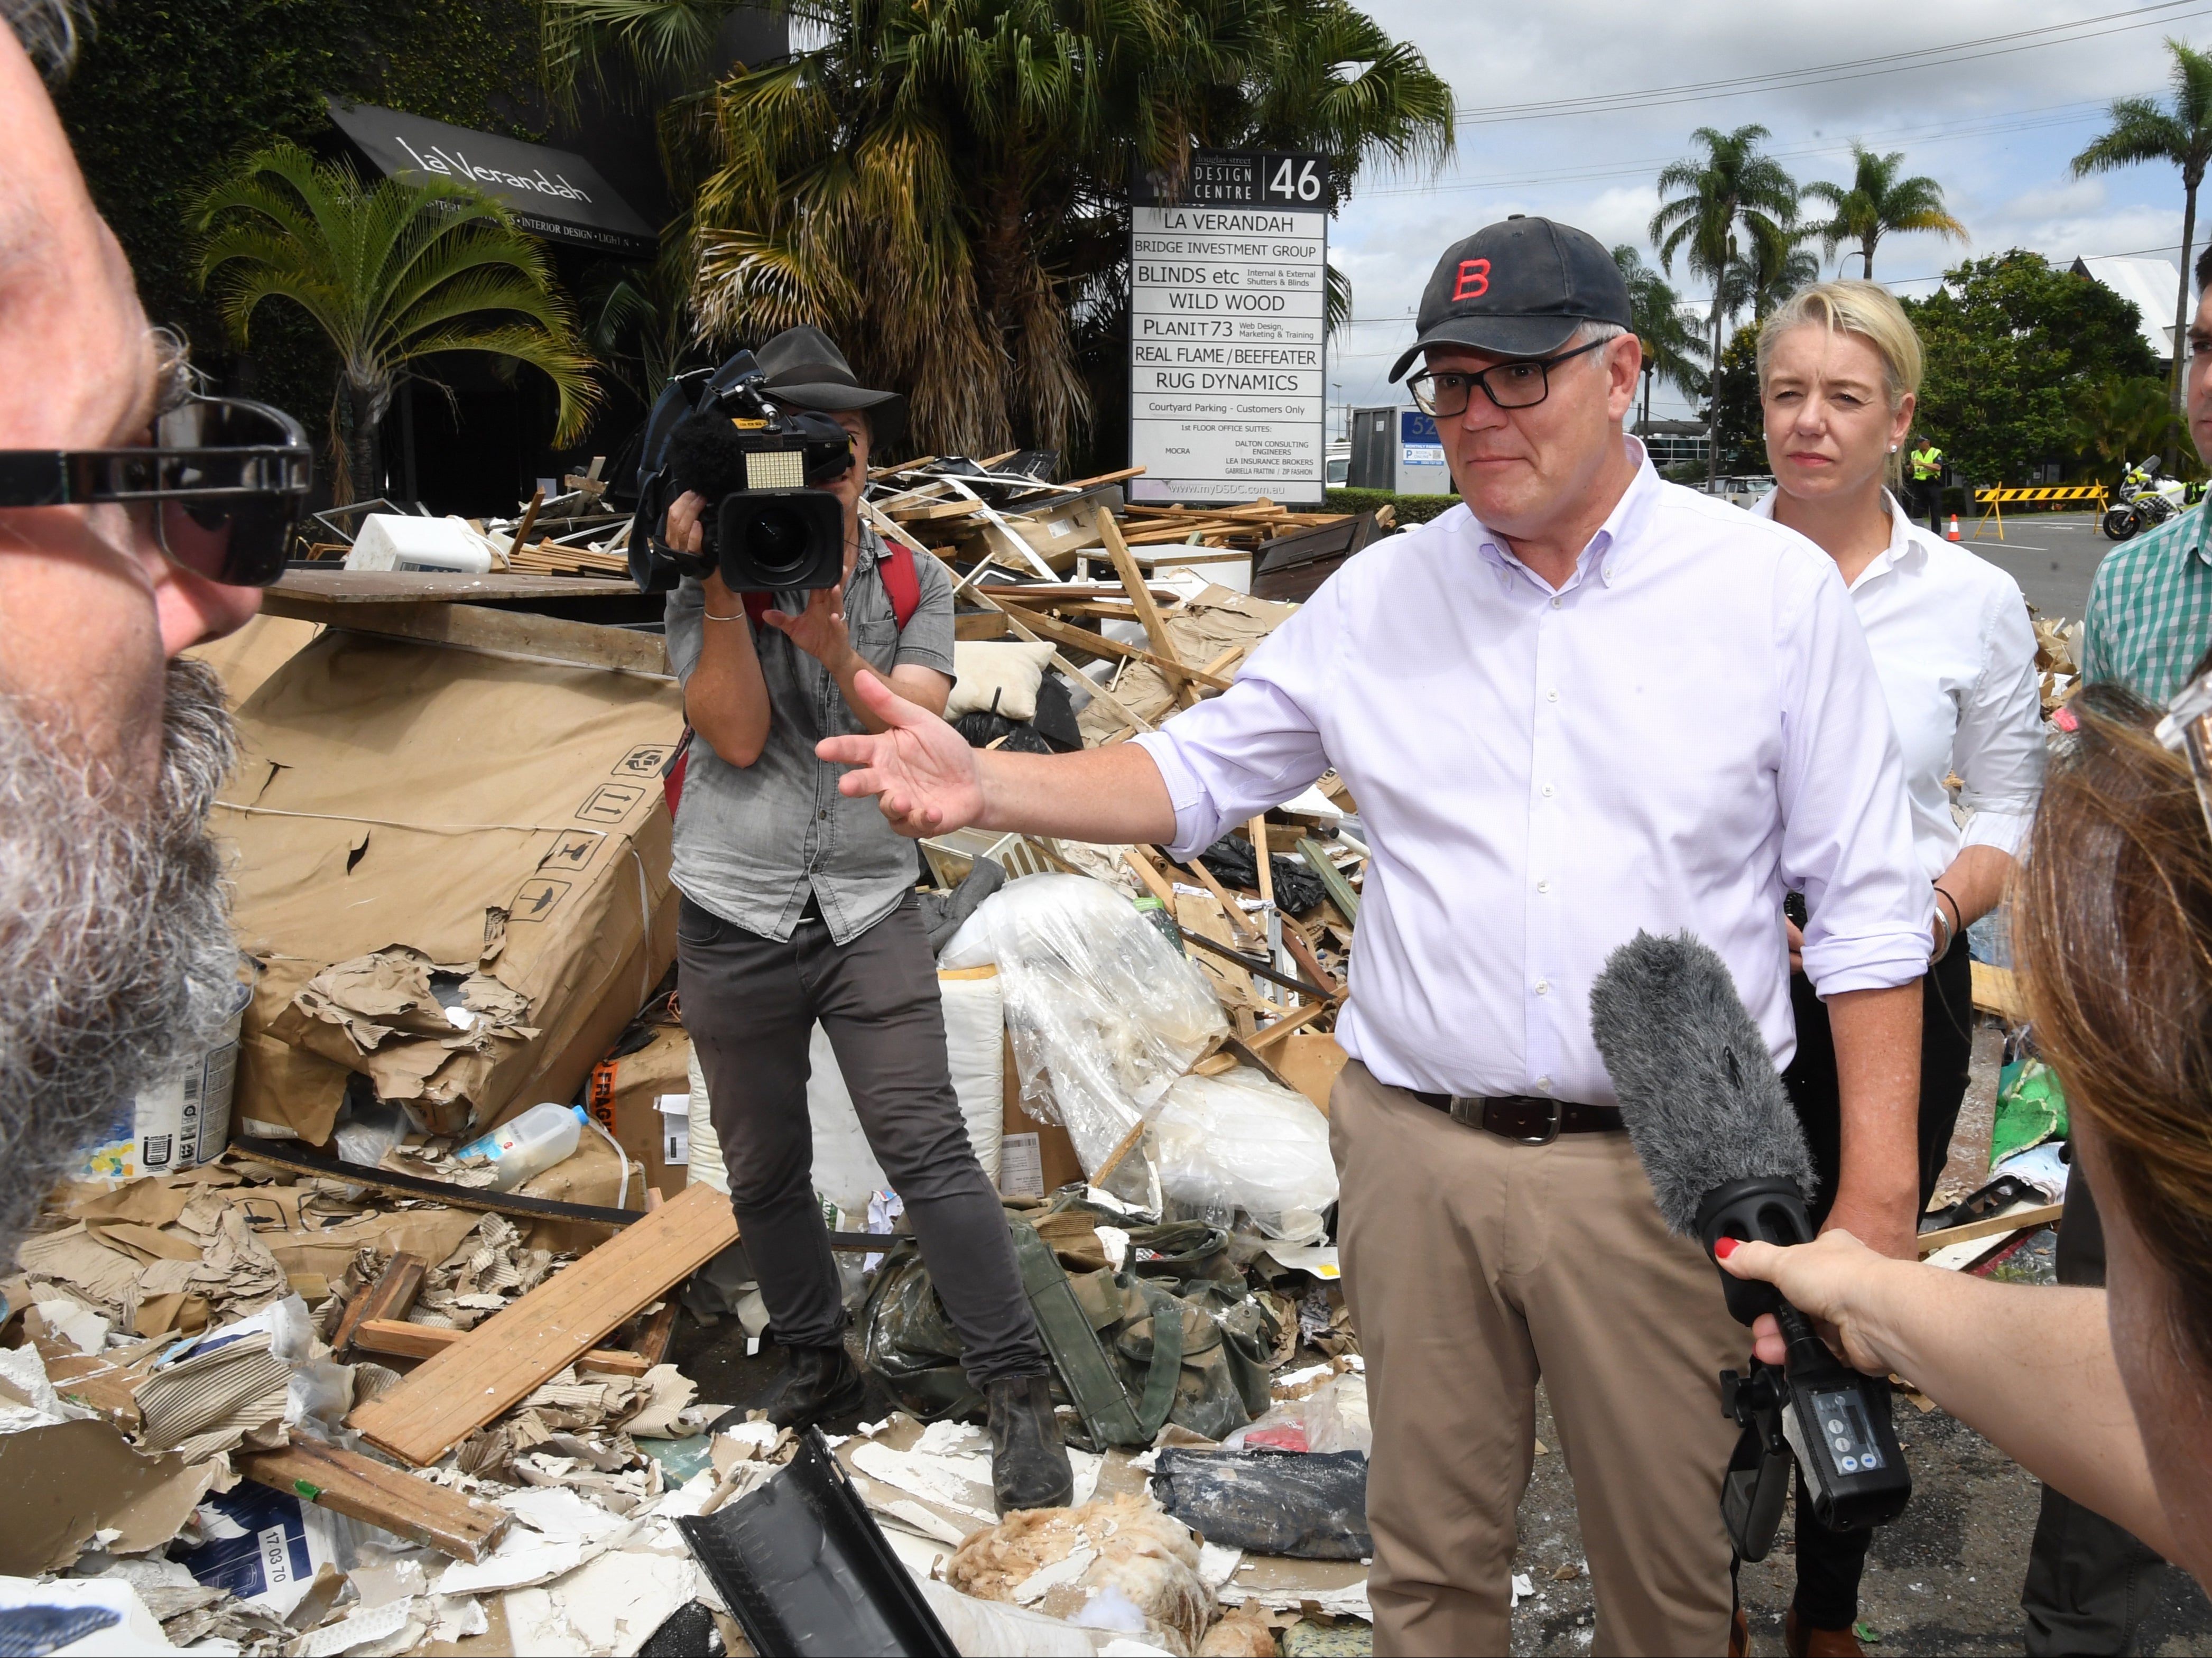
<box><xmin>1947</xmin><ymin>514</ymin><xmax>1961</xmax><ymax>541</ymax></box>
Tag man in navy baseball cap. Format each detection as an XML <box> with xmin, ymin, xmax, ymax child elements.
<box><xmin>815</xmin><ymin>211</ymin><xmax>1926</xmax><ymax>1656</ymax></box>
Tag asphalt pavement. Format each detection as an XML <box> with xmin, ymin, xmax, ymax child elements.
<box><xmin>1919</xmin><ymin>508</ymin><xmax>2117</xmax><ymax>625</ymax></box>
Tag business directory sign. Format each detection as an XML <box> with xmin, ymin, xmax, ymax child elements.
<box><xmin>1128</xmin><ymin>151</ymin><xmax>1329</xmax><ymax>507</ymax></box>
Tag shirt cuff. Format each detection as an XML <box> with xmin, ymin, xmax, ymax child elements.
<box><xmin>1801</xmin><ymin>928</ymin><xmax>1931</xmax><ymax>997</ymax></box>
<box><xmin>1129</xmin><ymin>730</ymin><xmax>1219</xmax><ymax>861</ymax></box>
<box><xmin>1958</xmin><ymin>808</ymin><xmax>2032</xmax><ymax>859</ymax></box>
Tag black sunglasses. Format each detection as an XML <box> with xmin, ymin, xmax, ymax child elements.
<box><xmin>0</xmin><ymin>395</ymin><xmax>312</xmax><ymax>588</ymax></box>
<box><xmin>1406</xmin><ymin>337</ymin><xmax>1609</xmax><ymax>418</ymax></box>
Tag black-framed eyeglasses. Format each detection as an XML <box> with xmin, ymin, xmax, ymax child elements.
<box><xmin>1405</xmin><ymin>337</ymin><xmax>1609</xmax><ymax>418</ymax></box>
<box><xmin>0</xmin><ymin>394</ymin><xmax>312</xmax><ymax>588</ymax></box>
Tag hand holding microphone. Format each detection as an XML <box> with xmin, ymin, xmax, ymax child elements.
<box><xmin>1716</xmin><ymin>1228</ymin><xmax>1919</xmax><ymax>1380</ymax></box>
<box><xmin>1589</xmin><ymin>930</ymin><xmax>1912</xmax><ymax>1559</ymax></box>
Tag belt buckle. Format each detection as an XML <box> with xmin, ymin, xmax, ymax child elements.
<box><xmin>1507</xmin><ymin>1097</ymin><xmax>1562</xmax><ymax>1145</ymax></box>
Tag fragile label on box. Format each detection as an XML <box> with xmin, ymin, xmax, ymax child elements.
<box><xmin>657</xmin><ymin>1092</ymin><xmax>690</xmax><ymax>1166</ymax></box>
<box><xmin>999</xmin><ymin>1132</ymin><xmax>1044</xmax><ymax>1200</ymax></box>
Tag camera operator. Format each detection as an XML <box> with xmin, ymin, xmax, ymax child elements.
<box><xmin>661</xmin><ymin>325</ymin><xmax>1071</xmax><ymax>1515</ymax></box>
<box><xmin>1719</xmin><ymin>680</ymin><xmax>2212</xmax><ymax>1591</ymax></box>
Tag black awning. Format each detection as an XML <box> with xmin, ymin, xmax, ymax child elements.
<box><xmin>328</xmin><ymin>100</ymin><xmax>657</xmax><ymax>259</ymax></box>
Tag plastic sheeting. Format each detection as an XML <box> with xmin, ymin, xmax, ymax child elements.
<box><xmin>941</xmin><ymin>875</ymin><xmax>1225</xmax><ymax>1199</ymax></box>
<box><xmin>682</xmin><ymin>972</ymin><xmax>1006</xmax><ymax>1216</ymax></box>
<box><xmin>1151</xmin><ymin>1066</ymin><xmax>1337</xmax><ymax>1243</ymax></box>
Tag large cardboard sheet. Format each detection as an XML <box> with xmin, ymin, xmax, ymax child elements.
<box><xmin>212</xmin><ymin>628</ymin><xmax>683</xmax><ymax>1140</ymax></box>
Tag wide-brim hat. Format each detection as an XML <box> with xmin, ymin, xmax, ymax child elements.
<box><xmin>756</xmin><ymin>325</ymin><xmax>907</xmax><ymax>454</ymax></box>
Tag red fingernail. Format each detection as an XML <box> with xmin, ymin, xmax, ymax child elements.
<box><xmin>1714</xmin><ymin>1237</ymin><xmax>1739</xmax><ymax>1260</ymax></box>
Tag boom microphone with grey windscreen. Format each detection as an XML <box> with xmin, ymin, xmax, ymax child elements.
<box><xmin>1589</xmin><ymin>929</ymin><xmax>1909</xmax><ymax>1551</ymax></box>
<box><xmin>1587</xmin><ymin>928</ymin><xmax>1818</xmax><ymax>1323</ymax></box>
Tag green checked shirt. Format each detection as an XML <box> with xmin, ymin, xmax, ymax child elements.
<box><xmin>2083</xmin><ymin>502</ymin><xmax>2212</xmax><ymax>702</ymax></box>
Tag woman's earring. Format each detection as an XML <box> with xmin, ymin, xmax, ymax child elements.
<box><xmin>1889</xmin><ymin>443</ymin><xmax>1899</xmax><ymax>452</ymax></box>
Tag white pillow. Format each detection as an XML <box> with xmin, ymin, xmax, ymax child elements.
<box><xmin>948</xmin><ymin>641</ymin><xmax>1056</xmax><ymax>723</ymax></box>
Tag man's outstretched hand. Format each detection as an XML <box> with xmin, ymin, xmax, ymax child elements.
<box><xmin>818</xmin><ymin>669</ymin><xmax>985</xmax><ymax>837</ymax></box>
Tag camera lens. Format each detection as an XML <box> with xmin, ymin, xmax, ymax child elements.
<box><xmin>749</xmin><ymin>504</ymin><xmax>809</xmax><ymax>579</ymax></box>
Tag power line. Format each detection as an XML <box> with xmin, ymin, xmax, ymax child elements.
<box><xmin>1364</xmin><ymin>98</ymin><xmax>2115</xmax><ymax>200</ymax></box>
<box><xmin>1452</xmin><ymin>1</ymin><xmax>2211</xmax><ymax>125</ymax></box>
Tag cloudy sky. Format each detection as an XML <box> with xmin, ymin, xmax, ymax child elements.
<box><xmin>1327</xmin><ymin>0</ymin><xmax>2212</xmax><ymax>428</ymax></box>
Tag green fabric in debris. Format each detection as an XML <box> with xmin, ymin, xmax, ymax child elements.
<box><xmin>1283</xmin><ymin>1618</ymin><xmax>1373</xmax><ymax>1655</ymax></box>
<box><xmin>1992</xmin><ymin>1055</ymin><xmax>2068</xmax><ymax>1166</ymax></box>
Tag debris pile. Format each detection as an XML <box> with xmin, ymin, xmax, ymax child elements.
<box><xmin>6</xmin><ymin>455</ymin><xmax>1395</xmax><ymax>1655</ymax></box>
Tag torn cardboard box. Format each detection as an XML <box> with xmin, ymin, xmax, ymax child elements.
<box><xmin>209</xmin><ymin>627</ymin><xmax>683</xmax><ymax>1141</ymax></box>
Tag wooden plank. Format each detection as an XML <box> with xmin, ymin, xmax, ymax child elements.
<box><xmin>236</xmin><ymin>1439</ymin><xmax>510</xmax><ymax>1561</ymax></box>
<box><xmin>507</xmin><ymin>487</ymin><xmax>547</xmax><ymax>563</ymax></box>
<box><xmin>1246</xmin><ymin>999</ymin><xmax>1329</xmax><ymax>1052</ymax></box>
<box><xmin>1298</xmin><ymin>836</ymin><xmax>1360</xmax><ymax>925</ymax></box>
<box><xmin>977</xmin><ymin>598</ymin><xmax>1155</xmax><ymax>734</ymax></box>
<box><xmin>260</xmin><ymin>596</ymin><xmax>671</xmax><ymax>678</ymax></box>
<box><xmin>993</xmin><ymin>601</ymin><xmax>1234</xmax><ymax>690</ymax></box>
<box><xmin>1248</xmin><ymin>818</ymin><xmax>1275</xmax><ymax>907</ymax></box>
<box><xmin>351</xmin><ymin>1318</ymin><xmax>652</xmax><ymax>1377</ymax></box>
<box><xmin>1273</xmin><ymin>1033</ymin><xmax>1350</xmax><ymax>1115</ymax></box>
<box><xmin>346</xmin><ymin>1182</ymin><xmax>738</xmax><ymax>1466</ymax></box>
<box><xmin>1916</xmin><ymin>1201</ymin><xmax>2063</xmax><ymax>1259</ymax></box>
<box><xmin>1176</xmin><ymin>892</ymin><xmax>1255</xmax><ymax>1006</ymax></box>
<box><xmin>1171</xmin><ymin>848</ymin><xmax>1267</xmax><ymax>944</ymax></box>
<box><xmin>268</xmin><ymin>569</ymin><xmax>636</xmax><ymax>604</ymax></box>
<box><xmin>1280</xmin><ymin>919</ymin><xmax>1345</xmax><ymax>999</ymax></box>
<box><xmin>1124</xmin><ymin>849</ymin><xmax>1178</xmax><ymax>907</ymax></box>
<box><xmin>1972</xmin><ymin>961</ymin><xmax>2023</xmax><ymax>1023</ymax></box>
<box><xmin>331</xmin><ymin>1252</ymin><xmax>425</xmax><ymax>1357</ymax></box>
<box><xmin>1098</xmin><ymin>507</ymin><xmax>1191</xmax><ymax>704</ymax></box>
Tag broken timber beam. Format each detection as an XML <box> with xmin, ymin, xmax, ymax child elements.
<box><xmin>330</xmin><ymin>1252</ymin><xmax>425</xmax><ymax>1358</ymax></box>
<box><xmin>1097</xmin><ymin>506</ymin><xmax>1195</xmax><ymax>705</ymax></box>
<box><xmin>351</xmin><ymin>1319</ymin><xmax>652</xmax><ymax>1377</ymax></box>
<box><xmin>346</xmin><ymin>1181</ymin><xmax>738</xmax><ymax>1466</ymax></box>
<box><xmin>236</xmin><ymin>1439</ymin><xmax>509</xmax><ymax>1561</ymax></box>
<box><xmin>993</xmin><ymin>600</ymin><xmax>1234</xmax><ymax>690</ymax></box>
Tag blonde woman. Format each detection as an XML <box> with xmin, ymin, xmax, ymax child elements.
<box><xmin>1752</xmin><ymin>281</ymin><xmax>2046</xmax><ymax>1658</ymax></box>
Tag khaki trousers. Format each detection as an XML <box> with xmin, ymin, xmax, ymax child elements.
<box><xmin>1330</xmin><ymin>1061</ymin><xmax>1748</xmax><ymax>1657</ymax></box>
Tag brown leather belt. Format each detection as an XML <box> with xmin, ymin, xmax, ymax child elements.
<box><xmin>1408</xmin><ymin>1090</ymin><xmax>1624</xmax><ymax>1144</ymax></box>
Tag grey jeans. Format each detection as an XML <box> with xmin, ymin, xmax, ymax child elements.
<box><xmin>677</xmin><ymin>892</ymin><xmax>1047</xmax><ymax>1385</ymax></box>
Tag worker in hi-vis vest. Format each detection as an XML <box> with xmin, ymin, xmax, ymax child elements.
<box><xmin>1907</xmin><ymin>439</ymin><xmax>1944</xmax><ymax>535</ymax></box>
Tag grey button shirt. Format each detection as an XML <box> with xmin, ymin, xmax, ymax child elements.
<box><xmin>666</xmin><ymin>527</ymin><xmax>956</xmax><ymax>944</ymax></box>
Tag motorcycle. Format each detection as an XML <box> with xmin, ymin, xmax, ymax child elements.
<box><xmin>2103</xmin><ymin>461</ymin><xmax>2189</xmax><ymax>540</ymax></box>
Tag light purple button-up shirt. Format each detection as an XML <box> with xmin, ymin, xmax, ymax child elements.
<box><xmin>1133</xmin><ymin>443</ymin><xmax>1929</xmax><ymax>1104</ymax></box>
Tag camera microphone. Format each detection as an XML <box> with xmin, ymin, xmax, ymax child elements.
<box><xmin>663</xmin><ymin>411</ymin><xmax>754</xmax><ymax>503</ymax></box>
<box><xmin>1589</xmin><ymin>929</ymin><xmax>1910</xmax><ymax>1554</ymax></box>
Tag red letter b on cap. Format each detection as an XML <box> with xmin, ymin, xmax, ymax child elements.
<box><xmin>1453</xmin><ymin>258</ymin><xmax>1491</xmax><ymax>301</ymax></box>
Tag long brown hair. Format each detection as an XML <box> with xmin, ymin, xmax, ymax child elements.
<box><xmin>2016</xmin><ymin>683</ymin><xmax>2212</xmax><ymax>1366</ymax></box>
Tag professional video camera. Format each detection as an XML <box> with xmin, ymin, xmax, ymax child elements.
<box><xmin>627</xmin><ymin>350</ymin><xmax>854</xmax><ymax>594</ymax></box>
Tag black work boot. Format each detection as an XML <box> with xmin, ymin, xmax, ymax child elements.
<box><xmin>986</xmin><ymin>1374</ymin><xmax>1074</xmax><ymax>1515</ymax></box>
<box><xmin>714</xmin><ymin>1343</ymin><xmax>866</xmax><ymax>1434</ymax></box>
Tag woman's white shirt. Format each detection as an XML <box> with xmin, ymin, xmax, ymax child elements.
<box><xmin>1753</xmin><ymin>489</ymin><xmax>2046</xmax><ymax>880</ymax></box>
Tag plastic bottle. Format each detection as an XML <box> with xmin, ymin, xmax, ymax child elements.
<box><xmin>453</xmin><ymin>1103</ymin><xmax>584</xmax><ymax>1191</ymax></box>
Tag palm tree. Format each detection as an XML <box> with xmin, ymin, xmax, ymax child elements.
<box><xmin>1613</xmin><ymin>245</ymin><xmax>1707</xmax><ymax>426</ymax></box>
<box><xmin>1800</xmin><ymin>145</ymin><xmax>1967</xmax><ymax>281</ymax></box>
<box><xmin>540</xmin><ymin>0</ymin><xmax>742</xmax><ymax>114</ymax></box>
<box><xmin>1716</xmin><ymin>215</ymin><xmax>1822</xmax><ymax>321</ymax></box>
<box><xmin>197</xmin><ymin>143</ymin><xmax>598</xmax><ymax>506</ymax></box>
<box><xmin>688</xmin><ymin>0</ymin><xmax>1454</xmax><ymax>459</ymax></box>
<box><xmin>1651</xmin><ymin>124</ymin><xmax>1798</xmax><ymax>489</ymax></box>
<box><xmin>2072</xmin><ymin>37</ymin><xmax>2212</xmax><ymax>422</ymax></box>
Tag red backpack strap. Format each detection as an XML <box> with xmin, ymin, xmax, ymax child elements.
<box><xmin>881</xmin><ymin>539</ymin><xmax>921</xmax><ymax>630</ymax></box>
